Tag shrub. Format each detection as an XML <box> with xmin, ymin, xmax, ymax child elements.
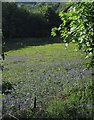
<box><xmin>2</xmin><ymin>81</ymin><xmax>14</xmax><ymax>95</ymax></box>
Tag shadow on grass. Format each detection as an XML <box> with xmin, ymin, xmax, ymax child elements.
<box><xmin>3</xmin><ymin>37</ymin><xmax>63</xmax><ymax>52</ymax></box>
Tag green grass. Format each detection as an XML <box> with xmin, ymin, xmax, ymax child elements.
<box><xmin>2</xmin><ymin>39</ymin><xmax>92</xmax><ymax>119</ymax></box>
<box><xmin>3</xmin><ymin>43</ymin><xmax>85</xmax><ymax>85</ymax></box>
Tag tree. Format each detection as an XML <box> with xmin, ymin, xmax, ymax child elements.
<box><xmin>51</xmin><ymin>2</ymin><xmax>94</xmax><ymax>118</ymax></box>
<box><xmin>45</xmin><ymin>7</ymin><xmax>62</xmax><ymax>33</ymax></box>
<box><xmin>52</xmin><ymin>2</ymin><xmax>94</xmax><ymax>68</ymax></box>
<box><xmin>2</xmin><ymin>2</ymin><xmax>50</xmax><ymax>39</ymax></box>
<box><xmin>2</xmin><ymin>2</ymin><xmax>18</xmax><ymax>38</ymax></box>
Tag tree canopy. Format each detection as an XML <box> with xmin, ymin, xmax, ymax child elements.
<box><xmin>52</xmin><ymin>2</ymin><xmax>94</xmax><ymax>68</ymax></box>
<box><xmin>2</xmin><ymin>2</ymin><xmax>62</xmax><ymax>39</ymax></box>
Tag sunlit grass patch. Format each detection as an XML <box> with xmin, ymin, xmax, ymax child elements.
<box><xmin>2</xmin><ymin>41</ymin><xmax>92</xmax><ymax>119</ymax></box>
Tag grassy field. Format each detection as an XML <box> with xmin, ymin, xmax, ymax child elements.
<box><xmin>2</xmin><ymin>38</ymin><xmax>92</xmax><ymax>119</ymax></box>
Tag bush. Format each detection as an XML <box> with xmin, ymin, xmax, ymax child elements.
<box><xmin>2</xmin><ymin>81</ymin><xmax>14</xmax><ymax>95</ymax></box>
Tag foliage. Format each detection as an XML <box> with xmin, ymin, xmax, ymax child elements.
<box><xmin>2</xmin><ymin>3</ymin><xmax>48</xmax><ymax>38</ymax></box>
<box><xmin>45</xmin><ymin>7</ymin><xmax>62</xmax><ymax>32</ymax></box>
<box><xmin>51</xmin><ymin>2</ymin><xmax>94</xmax><ymax>68</ymax></box>
<box><xmin>2</xmin><ymin>81</ymin><xmax>14</xmax><ymax>95</ymax></box>
<box><xmin>2</xmin><ymin>2</ymin><xmax>62</xmax><ymax>39</ymax></box>
<box><xmin>2</xmin><ymin>2</ymin><xmax>18</xmax><ymax>38</ymax></box>
<box><xmin>46</xmin><ymin>82</ymin><xmax>92</xmax><ymax>119</ymax></box>
<box><xmin>19</xmin><ymin>2</ymin><xmax>61</xmax><ymax>15</ymax></box>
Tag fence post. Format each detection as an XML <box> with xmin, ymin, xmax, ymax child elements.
<box><xmin>34</xmin><ymin>97</ymin><xmax>36</xmax><ymax>109</ymax></box>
